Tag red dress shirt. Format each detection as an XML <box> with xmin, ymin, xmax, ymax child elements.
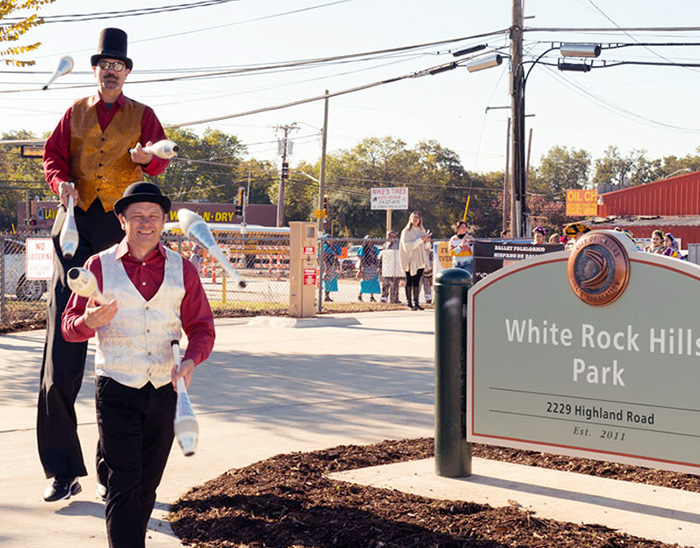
<box><xmin>62</xmin><ymin>240</ymin><xmax>215</xmax><ymax>367</ymax></box>
<box><xmin>43</xmin><ymin>92</ymin><xmax>169</xmax><ymax>195</ymax></box>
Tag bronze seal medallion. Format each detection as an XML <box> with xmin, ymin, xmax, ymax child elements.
<box><xmin>567</xmin><ymin>231</ymin><xmax>630</xmax><ymax>306</ymax></box>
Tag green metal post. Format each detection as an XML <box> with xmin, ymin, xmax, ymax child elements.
<box><xmin>434</xmin><ymin>267</ymin><xmax>471</xmax><ymax>477</ymax></box>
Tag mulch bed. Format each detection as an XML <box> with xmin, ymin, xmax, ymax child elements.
<box><xmin>169</xmin><ymin>438</ymin><xmax>697</xmax><ymax>548</ymax></box>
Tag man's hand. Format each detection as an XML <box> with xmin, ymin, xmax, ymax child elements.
<box><xmin>172</xmin><ymin>358</ymin><xmax>195</xmax><ymax>390</ymax></box>
<box><xmin>83</xmin><ymin>298</ymin><xmax>118</xmax><ymax>330</ymax></box>
<box><xmin>58</xmin><ymin>181</ymin><xmax>79</xmax><ymax>208</ymax></box>
<box><xmin>129</xmin><ymin>141</ymin><xmax>154</xmax><ymax>166</ymax></box>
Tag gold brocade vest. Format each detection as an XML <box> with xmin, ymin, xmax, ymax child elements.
<box><xmin>69</xmin><ymin>97</ymin><xmax>145</xmax><ymax>212</ymax></box>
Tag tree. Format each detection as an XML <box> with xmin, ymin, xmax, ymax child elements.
<box><xmin>529</xmin><ymin>146</ymin><xmax>591</xmax><ymax>200</ymax></box>
<box><xmin>0</xmin><ymin>130</ymin><xmax>49</xmax><ymax>230</ymax></box>
<box><xmin>154</xmin><ymin>127</ymin><xmax>247</xmax><ymax>203</ymax></box>
<box><xmin>316</xmin><ymin>137</ymin><xmax>485</xmax><ymax>238</ymax></box>
<box><xmin>593</xmin><ymin>146</ymin><xmax>650</xmax><ymax>188</ymax></box>
<box><xmin>1</xmin><ymin>0</ymin><xmax>57</xmax><ymax>67</ymax></box>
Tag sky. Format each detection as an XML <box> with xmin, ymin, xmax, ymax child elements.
<box><xmin>3</xmin><ymin>0</ymin><xmax>700</xmax><ymax>176</ymax></box>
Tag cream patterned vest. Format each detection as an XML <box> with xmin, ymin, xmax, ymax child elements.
<box><xmin>95</xmin><ymin>245</ymin><xmax>185</xmax><ymax>389</ymax></box>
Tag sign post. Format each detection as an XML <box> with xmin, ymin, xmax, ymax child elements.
<box><xmin>371</xmin><ymin>187</ymin><xmax>408</xmax><ymax>234</ymax></box>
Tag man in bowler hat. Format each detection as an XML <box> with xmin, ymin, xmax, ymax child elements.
<box><xmin>39</xmin><ymin>27</ymin><xmax>171</xmax><ymax>502</ymax></box>
<box><xmin>62</xmin><ymin>182</ymin><xmax>215</xmax><ymax>548</ymax></box>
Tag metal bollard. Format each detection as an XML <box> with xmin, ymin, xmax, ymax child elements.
<box><xmin>434</xmin><ymin>267</ymin><xmax>472</xmax><ymax>477</ymax></box>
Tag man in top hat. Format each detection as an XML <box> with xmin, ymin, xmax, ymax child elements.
<box><xmin>39</xmin><ymin>27</ymin><xmax>171</xmax><ymax>502</ymax></box>
<box><xmin>62</xmin><ymin>182</ymin><xmax>215</xmax><ymax>548</ymax></box>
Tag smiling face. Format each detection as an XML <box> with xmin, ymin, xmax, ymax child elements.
<box><xmin>410</xmin><ymin>212</ymin><xmax>421</xmax><ymax>227</ymax></box>
<box><xmin>533</xmin><ymin>231</ymin><xmax>545</xmax><ymax>244</ymax></box>
<box><xmin>119</xmin><ymin>202</ymin><xmax>166</xmax><ymax>259</ymax></box>
<box><xmin>652</xmin><ymin>233</ymin><xmax>663</xmax><ymax>247</ymax></box>
<box><xmin>664</xmin><ymin>235</ymin><xmax>674</xmax><ymax>248</ymax></box>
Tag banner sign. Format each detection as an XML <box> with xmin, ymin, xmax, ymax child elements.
<box><xmin>566</xmin><ymin>189</ymin><xmax>598</xmax><ymax>216</ymax></box>
<box><xmin>472</xmin><ymin>240</ymin><xmax>564</xmax><ymax>283</ymax></box>
<box><xmin>468</xmin><ymin>230</ymin><xmax>700</xmax><ymax>474</ymax></box>
<box><xmin>370</xmin><ymin>187</ymin><xmax>408</xmax><ymax>210</ymax></box>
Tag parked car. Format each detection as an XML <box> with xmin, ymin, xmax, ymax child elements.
<box><xmin>2</xmin><ymin>238</ymin><xmax>48</xmax><ymax>301</ymax></box>
<box><xmin>340</xmin><ymin>245</ymin><xmax>362</xmax><ymax>272</ymax></box>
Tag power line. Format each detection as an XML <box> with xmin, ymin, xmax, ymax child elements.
<box><xmin>526</xmin><ymin>26</ymin><xmax>700</xmax><ymax>32</ymax></box>
<box><xmin>1</xmin><ymin>0</ymin><xmax>243</xmax><ymax>24</ymax></box>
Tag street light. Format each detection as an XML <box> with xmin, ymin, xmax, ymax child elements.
<box><xmin>465</xmin><ymin>41</ymin><xmax>601</xmax><ymax>236</ymax></box>
<box><xmin>560</xmin><ymin>44</ymin><xmax>602</xmax><ymax>58</ymax></box>
<box><xmin>466</xmin><ymin>54</ymin><xmax>504</xmax><ymax>73</ymax></box>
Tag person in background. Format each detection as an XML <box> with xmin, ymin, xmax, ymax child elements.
<box><xmin>190</xmin><ymin>245</ymin><xmax>204</xmax><ymax>275</ymax></box>
<box><xmin>563</xmin><ymin>222</ymin><xmax>591</xmax><ymax>250</ymax></box>
<box><xmin>358</xmin><ymin>236</ymin><xmax>380</xmax><ymax>302</ymax></box>
<box><xmin>420</xmin><ymin>246</ymin><xmax>434</xmax><ymax>306</ymax></box>
<box><xmin>448</xmin><ymin>220</ymin><xmax>473</xmax><ymax>279</ymax></box>
<box><xmin>61</xmin><ymin>182</ymin><xmax>215</xmax><ymax>548</ymax></box>
<box><xmin>532</xmin><ymin>226</ymin><xmax>546</xmax><ymax>245</ymax></box>
<box><xmin>400</xmin><ymin>211</ymin><xmax>431</xmax><ymax>310</ymax></box>
<box><xmin>662</xmin><ymin>232</ymin><xmax>684</xmax><ymax>259</ymax></box>
<box><xmin>549</xmin><ymin>233</ymin><xmax>560</xmax><ymax>244</ymax></box>
<box><xmin>379</xmin><ymin>231</ymin><xmax>402</xmax><ymax>304</ymax></box>
<box><xmin>322</xmin><ymin>236</ymin><xmax>341</xmax><ymax>302</ymax></box>
<box><xmin>39</xmin><ymin>27</ymin><xmax>170</xmax><ymax>503</ymax></box>
<box><xmin>646</xmin><ymin>229</ymin><xmax>664</xmax><ymax>254</ymax></box>
<box><xmin>501</xmin><ymin>229</ymin><xmax>510</xmax><ymax>238</ymax></box>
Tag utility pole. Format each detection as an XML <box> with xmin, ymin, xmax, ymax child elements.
<box><xmin>276</xmin><ymin>123</ymin><xmax>298</xmax><ymax>227</ymax></box>
<box><xmin>318</xmin><ymin>91</ymin><xmax>329</xmax><ymax>235</ymax></box>
<box><xmin>510</xmin><ymin>0</ymin><xmax>525</xmax><ymax>238</ymax></box>
<box><xmin>502</xmin><ymin>117</ymin><xmax>511</xmax><ymax>234</ymax></box>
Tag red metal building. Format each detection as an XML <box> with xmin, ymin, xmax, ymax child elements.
<box><xmin>592</xmin><ymin>171</ymin><xmax>700</xmax><ymax>244</ymax></box>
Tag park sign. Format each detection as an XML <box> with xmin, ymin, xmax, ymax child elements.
<box><xmin>467</xmin><ymin>230</ymin><xmax>700</xmax><ymax>474</ymax></box>
<box><xmin>370</xmin><ymin>187</ymin><xmax>408</xmax><ymax>210</ymax></box>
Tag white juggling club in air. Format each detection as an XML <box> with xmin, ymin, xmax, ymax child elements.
<box><xmin>129</xmin><ymin>140</ymin><xmax>179</xmax><ymax>159</ymax></box>
<box><xmin>171</xmin><ymin>340</ymin><xmax>199</xmax><ymax>457</ymax></box>
<box><xmin>177</xmin><ymin>208</ymin><xmax>247</xmax><ymax>288</ymax></box>
<box><xmin>59</xmin><ymin>182</ymin><xmax>79</xmax><ymax>259</ymax></box>
<box><xmin>43</xmin><ymin>55</ymin><xmax>74</xmax><ymax>90</ymax></box>
<box><xmin>66</xmin><ymin>267</ymin><xmax>108</xmax><ymax>305</ymax></box>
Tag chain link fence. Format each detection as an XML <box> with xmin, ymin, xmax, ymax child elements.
<box><xmin>0</xmin><ymin>232</ymin><xmax>437</xmax><ymax>330</ymax></box>
<box><xmin>0</xmin><ymin>234</ymin><xmax>51</xmax><ymax>330</ymax></box>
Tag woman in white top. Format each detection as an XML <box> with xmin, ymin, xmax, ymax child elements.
<box><xmin>400</xmin><ymin>211</ymin><xmax>431</xmax><ymax>310</ymax></box>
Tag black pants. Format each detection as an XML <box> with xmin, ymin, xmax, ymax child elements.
<box><xmin>96</xmin><ymin>377</ymin><xmax>176</xmax><ymax>548</ymax></box>
<box><xmin>37</xmin><ymin>200</ymin><xmax>124</xmax><ymax>479</ymax></box>
<box><xmin>405</xmin><ymin>269</ymin><xmax>424</xmax><ymax>305</ymax></box>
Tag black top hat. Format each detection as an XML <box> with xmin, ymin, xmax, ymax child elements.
<box><xmin>91</xmin><ymin>28</ymin><xmax>133</xmax><ymax>70</ymax></box>
<box><xmin>114</xmin><ymin>182</ymin><xmax>171</xmax><ymax>216</ymax></box>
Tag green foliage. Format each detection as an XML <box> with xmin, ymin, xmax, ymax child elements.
<box><xmin>153</xmin><ymin>127</ymin><xmax>247</xmax><ymax>204</ymax></box>
<box><xmin>530</xmin><ymin>146</ymin><xmax>591</xmax><ymax>199</ymax></box>
<box><xmin>592</xmin><ymin>146</ymin><xmax>651</xmax><ymax>187</ymax></box>
<box><xmin>0</xmin><ymin>130</ymin><xmax>49</xmax><ymax>230</ymax></box>
<box><xmin>316</xmin><ymin>137</ymin><xmax>491</xmax><ymax>239</ymax></box>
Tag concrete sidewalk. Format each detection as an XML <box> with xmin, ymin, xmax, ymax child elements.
<box><xmin>0</xmin><ymin>311</ymin><xmax>698</xmax><ymax>547</ymax></box>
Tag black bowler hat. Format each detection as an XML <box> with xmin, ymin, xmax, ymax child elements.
<box><xmin>114</xmin><ymin>182</ymin><xmax>171</xmax><ymax>216</ymax></box>
<box><xmin>91</xmin><ymin>28</ymin><xmax>133</xmax><ymax>70</ymax></box>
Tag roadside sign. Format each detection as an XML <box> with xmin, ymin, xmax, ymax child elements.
<box><xmin>371</xmin><ymin>187</ymin><xmax>408</xmax><ymax>210</ymax></box>
<box><xmin>566</xmin><ymin>189</ymin><xmax>598</xmax><ymax>216</ymax></box>
<box><xmin>26</xmin><ymin>238</ymin><xmax>54</xmax><ymax>280</ymax></box>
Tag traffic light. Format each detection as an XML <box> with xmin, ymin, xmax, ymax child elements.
<box><xmin>235</xmin><ymin>186</ymin><xmax>244</xmax><ymax>216</ymax></box>
<box><xmin>281</xmin><ymin>161</ymin><xmax>289</xmax><ymax>181</ymax></box>
<box><xmin>323</xmin><ymin>194</ymin><xmax>328</xmax><ymax>212</ymax></box>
